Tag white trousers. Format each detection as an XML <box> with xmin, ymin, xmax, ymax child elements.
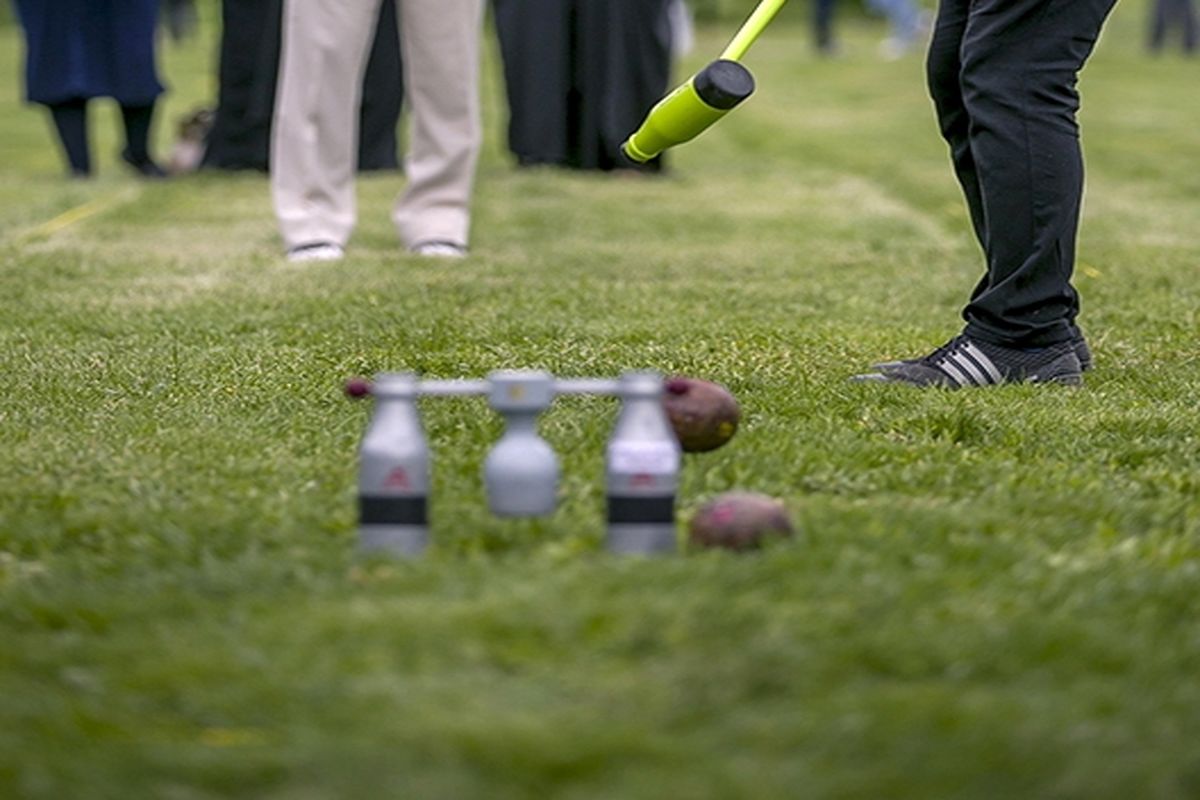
<box><xmin>272</xmin><ymin>0</ymin><xmax>483</xmax><ymax>251</ymax></box>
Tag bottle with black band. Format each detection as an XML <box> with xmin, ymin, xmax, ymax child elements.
<box><xmin>357</xmin><ymin>373</ymin><xmax>431</xmax><ymax>557</ymax></box>
<box><xmin>605</xmin><ymin>372</ymin><xmax>682</xmax><ymax>554</ymax></box>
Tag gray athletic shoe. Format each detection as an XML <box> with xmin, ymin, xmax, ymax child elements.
<box><xmin>872</xmin><ymin>331</ymin><xmax>1092</xmax><ymax>374</ymax></box>
<box><xmin>854</xmin><ymin>335</ymin><xmax>1083</xmax><ymax>387</ymax></box>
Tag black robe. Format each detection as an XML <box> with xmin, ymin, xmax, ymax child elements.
<box><xmin>202</xmin><ymin>0</ymin><xmax>403</xmax><ymax>172</ymax></box>
<box><xmin>492</xmin><ymin>0</ymin><xmax>673</xmax><ymax>171</ymax></box>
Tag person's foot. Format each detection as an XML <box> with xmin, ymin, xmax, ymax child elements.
<box><xmin>121</xmin><ymin>149</ymin><xmax>168</xmax><ymax>179</ymax></box>
<box><xmin>410</xmin><ymin>240</ymin><xmax>468</xmax><ymax>259</ymax></box>
<box><xmin>286</xmin><ymin>242</ymin><xmax>345</xmax><ymax>263</ymax></box>
<box><xmin>854</xmin><ymin>334</ymin><xmax>1083</xmax><ymax>387</ymax></box>
<box><xmin>873</xmin><ymin>330</ymin><xmax>1093</xmax><ymax>374</ymax></box>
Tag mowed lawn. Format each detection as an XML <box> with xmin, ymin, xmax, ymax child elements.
<box><xmin>2</xmin><ymin>3</ymin><xmax>1199</xmax><ymax>798</ymax></box>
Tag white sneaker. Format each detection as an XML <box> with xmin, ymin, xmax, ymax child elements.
<box><xmin>287</xmin><ymin>242</ymin><xmax>345</xmax><ymax>263</ymax></box>
<box><xmin>410</xmin><ymin>241</ymin><xmax>467</xmax><ymax>259</ymax></box>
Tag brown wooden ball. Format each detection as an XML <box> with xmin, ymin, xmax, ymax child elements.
<box><xmin>689</xmin><ymin>492</ymin><xmax>794</xmax><ymax>551</ymax></box>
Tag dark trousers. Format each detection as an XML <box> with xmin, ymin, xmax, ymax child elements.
<box><xmin>202</xmin><ymin>0</ymin><xmax>402</xmax><ymax>172</ymax></box>
<box><xmin>927</xmin><ymin>0</ymin><xmax>1116</xmax><ymax>347</ymax></box>
<box><xmin>1149</xmin><ymin>0</ymin><xmax>1198</xmax><ymax>51</ymax></box>
<box><xmin>493</xmin><ymin>0</ymin><xmax>671</xmax><ymax>171</ymax></box>
<box><xmin>813</xmin><ymin>0</ymin><xmax>837</xmax><ymax>53</ymax></box>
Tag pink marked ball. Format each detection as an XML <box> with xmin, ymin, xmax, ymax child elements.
<box><xmin>689</xmin><ymin>492</ymin><xmax>793</xmax><ymax>552</ymax></box>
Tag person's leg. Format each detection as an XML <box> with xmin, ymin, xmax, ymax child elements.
<box><xmin>926</xmin><ymin>0</ymin><xmax>983</xmax><ymax>247</ymax></box>
<box><xmin>1150</xmin><ymin>0</ymin><xmax>1171</xmax><ymax>50</ymax></box>
<box><xmin>922</xmin><ymin>0</ymin><xmax>1092</xmax><ymax>368</ymax></box>
<box><xmin>869</xmin><ymin>0</ymin><xmax>923</xmax><ymax>44</ymax></box>
<box><xmin>894</xmin><ymin>0</ymin><xmax>925</xmax><ymax>42</ymax></box>
<box><xmin>48</xmin><ymin>99</ymin><xmax>92</xmax><ymax>177</ymax></box>
<box><xmin>392</xmin><ymin>0</ymin><xmax>484</xmax><ymax>251</ymax></box>
<box><xmin>120</xmin><ymin>102</ymin><xmax>166</xmax><ymax>176</ymax></box>
<box><xmin>493</xmin><ymin>0</ymin><xmax>572</xmax><ymax>165</ymax></box>
<box><xmin>813</xmin><ymin>0</ymin><xmax>837</xmax><ymax>55</ymax></box>
<box><xmin>357</xmin><ymin>0</ymin><xmax>403</xmax><ymax>172</ymax></box>
<box><xmin>202</xmin><ymin>0</ymin><xmax>278</xmax><ymax>170</ymax></box>
<box><xmin>956</xmin><ymin>0</ymin><xmax>1116</xmax><ymax>348</ymax></box>
<box><xmin>1182</xmin><ymin>0</ymin><xmax>1199</xmax><ymax>51</ymax></box>
<box><xmin>271</xmin><ymin>0</ymin><xmax>379</xmax><ymax>251</ymax></box>
<box><xmin>865</xmin><ymin>0</ymin><xmax>1110</xmax><ymax>382</ymax></box>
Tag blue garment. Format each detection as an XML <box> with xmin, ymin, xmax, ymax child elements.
<box><xmin>13</xmin><ymin>0</ymin><xmax>164</xmax><ymax>106</ymax></box>
<box><xmin>868</xmin><ymin>0</ymin><xmax>925</xmax><ymax>42</ymax></box>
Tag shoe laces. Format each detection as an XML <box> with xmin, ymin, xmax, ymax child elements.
<box><xmin>920</xmin><ymin>335</ymin><xmax>970</xmax><ymax>367</ymax></box>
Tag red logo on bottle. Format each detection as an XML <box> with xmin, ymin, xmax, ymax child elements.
<box><xmin>384</xmin><ymin>467</ymin><xmax>410</xmax><ymax>489</ymax></box>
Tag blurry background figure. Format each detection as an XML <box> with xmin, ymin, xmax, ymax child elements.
<box><xmin>1148</xmin><ymin>0</ymin><xmax>1198</xmax><ymax>53</ymax></box>
<box><xmin>669</xmin><ymin>0</ymin><xmax>696</xmax><ymax>58</ymax></box>
<box><xmin>492</xmin><ymin>0</ymin><xmax>675</xmax><ymax>172</ymax></box>
<box><xmin>12</xmin><ymin>0</ymin><xmax>166</xmax><ymax>178</ymax></box>
<box><xmin>271</xmin><ymin>0</ymin><xmax>483</xmax><ymax>261</ymax></box>
<box><xmin>868</xmin><ymin>0</ymin><xmax>930</xmax><ymax>59</ymax></box>
<box><xmin>813</xmin><ymin>0</ymin><xmax>838</xmax><ymax>56</ymax></box>
<box><xmin>199</xmin><ymin>0</ymin><xmax>404</xmax><ymax>172</ymax></box>
<box><xmin>162</xmin><ymin>0</ymin><xmax>199</xmax><ymax>42</ymax></box>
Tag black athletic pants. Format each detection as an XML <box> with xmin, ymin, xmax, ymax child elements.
<box><xmin>927</xmin><ymin>0</ymin><xmax>1117</xmax><ymax>347</ymax></box>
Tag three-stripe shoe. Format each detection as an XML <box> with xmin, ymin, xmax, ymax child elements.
<box><xmin>871</xmin><ymin>328</ymin><xmax>1093</xmax><ymax>373</ymax></box>
<box><xmin>854</xmin><ymin>335</ymin><xmax>1084</xmax><ymax>388</ymax></box>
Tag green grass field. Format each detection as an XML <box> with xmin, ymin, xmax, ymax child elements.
<box><xmin>2</xmin><ymin>4</ymin><xmax>1199</xmax><ymax>798</ymax></box>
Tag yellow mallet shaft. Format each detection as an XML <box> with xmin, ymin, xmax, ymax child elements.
<box><xmin>721</xmin><ymin>0</ymin><xmax>790</xmax><ymax>62</ymax></box>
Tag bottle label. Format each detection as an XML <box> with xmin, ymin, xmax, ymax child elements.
<box><xmin>608</xmin><ymin>442</ymin><xmax>679</xmax><ymax>475</ymax></box>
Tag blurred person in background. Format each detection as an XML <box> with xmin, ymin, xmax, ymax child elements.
<box><xmin>813</xmin><ymin>0</ymin><xmax>838</xmax><ymax>56</ymax></box>
<box><xmin>12</xmin><ymin>0</ymin><xmax>166</xmax><ymax>177</ymax></box>
<box><xmin>492</xmin><ymin>0</ymin><xmax>676</xmax><ymax>172</ymax></box>
<box><xmin>811</xmin><ymin>0</ymin><xmax>929</xmax><ymax>60</ymax></box>
<box><xmin>869</xmin><ymin>0</ymin><xmax>931</xmax><ymax>59</ymax></box>
<box><xmin>200</xmin><ymin>0</ymin><xmax>405</xmax><ymax>172</ymax></box>
<box><xmin>1148</xmin><ymin>0</ymin><xmax>1197</xmax><ymax>54</ymax></box>
<box><xmin>271</xmin><ymin>0</ymin><xmax>484</xmax><ymax>262</ymax></box>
